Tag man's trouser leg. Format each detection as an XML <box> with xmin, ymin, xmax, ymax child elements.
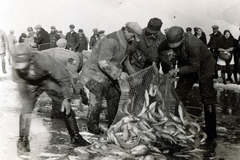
<box><xmin>51</xmin><ymin>100</ymin><xmax>64</xmax><ymax>119</ymax></box>
<box><xmin>199</xmin><ymin>75</ymin><xmax>217</xmax><ymax>142</ymax></box>
<box><xmin>63</xmin><ymin>109</ymin><xmax>90</xmax><ymax>146</ymax></box>
<box><xmin>87</xmin><ymin>92</ymin><xmax>103</xmax><ymax>134</ymax></box>
<box><xmin>212</xmin><ymin>52</ymin><xmax>218</xmax><ymax>78</ymax></box>
<box><xmin>175</xmin><ymin>73</ymin><xmax>197</xmax><ymax>115</ymax></box>
<box><xmin>0</xmin><ymin>54</ymin><xmax>7</xmax><ymax>73</ymax></box>
<box><xmin>105</xmin><ymin>83</ymin><xmax>121</xmax><ymax>127</ymax></box>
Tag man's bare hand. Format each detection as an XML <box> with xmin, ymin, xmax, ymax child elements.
<box><xmin>61</xmin><ymin>98</ymin><xmax>71</xmax><ymax>115</ymax></box>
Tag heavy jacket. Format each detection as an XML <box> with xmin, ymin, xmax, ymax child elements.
<box><xmin>75</xmin><ymin>35</ymin><xmax>88</xmax><ymax>52</ymax></box>
<box><xmin>65</xmin><ymin>31</ymin><xmax>79</xmax><ymax>50</ymax></box>
<box><xmin>89</xmin><ymin>34</ymin><xmax>99</xmax><ymax>50</ymax></box>
<box><xmin>12</xmin><ymin>50</ymin><xmax>74</xmax><ymax>109</ymax></box>
<box><xmin>130</xmin><ymin>28</ymin><xmax>165</xmax><ymax>71</ymax></box>
<box><xmin>208</xmin><ymin>31</ymin><xmax>223</xmax><ymax>50</ymax></box>
<box><xmin>19</xmin><ymin>33</ymin><xmax>27</xmax><ymax>43</ymax></box>
<box><xmin>24</xmin><ymin>31</ymin><xmax>36</xmax><ymax>48</ymax></box>
<box><xmin>0</xmin><ymin>30</ymin><xmax>9</xmax><ymax>54</ymax></box>
<box><xmin>195</xmin><ymin>33</ymin><xmax>207</xmax><ymax>46</ymax></box>
<box><xmin>176</xmin><ymin>34</ymin><xmax>215</xmax><ymax>82</ymax></box>
<box><xmin>7</xmin><ymin>34</ymin><xmax>17</xmax><ymax>50</ymax></box>
<box><xmin>49</xmin><ymin>31</ymin><xmax>60</xmax><ymax>48</ymax></box>
<box><xmin>79</xmin><ymin>29</ymin><xmax>129</xmax><ymax>97</ymax></box>
<box><xmin>34</xmin><ymin>28</ymin><xmax>50</xmax><ymax>50</ymax></box>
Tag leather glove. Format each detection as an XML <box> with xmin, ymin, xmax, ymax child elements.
<box><xmin>61</xmin><ymin>98</ymin><xmax>71</xmax><ymax>115</ymax></box>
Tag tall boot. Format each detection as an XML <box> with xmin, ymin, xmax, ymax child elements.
<box><xmin>87</xmin><ymin>93</ymin><xmax>103</xmax><ymax>135</ymax></box>
<box><xmin>51</xmin><ymin>101</ymin><xmax>64</xmax><ymax>119</ymax></box>
<box><xmin>227</xmin><ymin>71</ymin><xmax>234</xmax><ymax>83</ymax></box>
<box><xmin>17</xmin><ymin>113</ymin><xmax>31</xmax><ymax>152</ymax></box>
<box><xmin>64</xmin><ymin>110</ymin><xmax>90</xmax><ymax>146</ymax></box>
<box><xmin>204</xmin><ymin>105</ymin><xmax>217</xmax><ymax>142</ymax></box>
<box><xmin>106</xmin><ymin>96</ymin><xmax>120</xmax><ymax>127</ymax></box>
<box><xmin>2</xmin><ymin>58</ymin><xmax>7</xmax><ymax>74</ymax></box>
<box><xmin>222</xmin><ymin>72</ymin><xmax>226</xmax><ymax>84</ymax></box>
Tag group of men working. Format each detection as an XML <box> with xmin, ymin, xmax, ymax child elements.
<box><xmin>11</xmin><ymin>17</ymin><xmax>217</xmax><ymax>152</ymax></box>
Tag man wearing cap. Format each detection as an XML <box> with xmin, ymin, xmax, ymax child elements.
<box><xmin>65</xmin><ymin>24</ymin><xmax>79</xmax><ymax>51</ymax></box>
<box><xmin>89</xmin><ymin>28</ymin><xmax>99</xmax><ymax>50</ymax></box>
<box><xmin>129</xmin><ymin>17</ymin><xmax>165</xmax><ymax>71</ymax></box>
<box><xmin>79</xmin><ymin>22</ymin><xmax>142</xmax><ymax>134</ymax></box>
<box><xmin>11</xmin><ymin>44</ymin><xmax>90</xmax><ymax>152</ymax></box>
<box><xmin>75</xmin><ymin>29</ymin><xmax>88</xmax><ymax>53</ymax></box>
<box><xmin>7</xmin><ymin>30</ymin><xmax>17</xmax><ymax>65</ymax></box>
<box><xmin>164</xmin><ymin>26</ymin><xmax>217</xmax><ymax>142</ymax></box>
<box><xmin>58</xmin><ymin>30</ymin><xmax>65</xmax><ymax>39</ymax></box>
<box><xmin>24</xmin><ymin>27</ymin><xmax>37</xmax><ymax>48</ymax></box>
<box><xmin>34</xmin><ymin>25</ymin><xmax>50</xmax><ymax>51</ymax></box>
<box><xmin>49</xmin><ymin>26</ymin><xmax>60</xmax><ymax>48</ymax></box>
<box><xmin>186</xmin><ymin>27</ymin><xmax>192</xmax><ymax>35</ymax></box>
<box><xmin>208</xmin><ymin>25</ymin><xmax>223</xmax><ymax>79</ymax></box>
<box><xmin>0</xmin><ymin>29</ymin><xmax>9</xmax><ymax>73</ymax></box>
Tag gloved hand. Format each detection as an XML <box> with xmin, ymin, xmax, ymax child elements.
<box><xmin>169</xmin><ymin>68</ymin><xmax>179</xmax><ymax>78</ymax></box>
<box><xmin>61</xmin><ymin>98</ymin><xmax>71</xmax><ymax>115</ymax></box>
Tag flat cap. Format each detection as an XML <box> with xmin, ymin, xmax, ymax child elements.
<box><xmin>186</xmin><ymin>27</ymin><xmax>192</xmax><ymax>31</ymax></box>
<box><xmin>78</xmin><ymin>29</ymin><xmax>83</xmax><ymax>33</ymax></box>
<box><xmin>27</xmin><ymin>27</ymin><xmax>33</xmax><ymax>32</ymax></box>
<box><xmin>34</xmin><ymin>25</ymin><xmax>42</xmax><ymax>30</ymax></box>
<box><xmin>166</xmin><ymin>26</ymin><xmax>185</xmax><ymax>48</ymax></box>
<box><xmin>69</xmin><ymin>24</ymin><xmax>75</xmax><ymax>28</ymax></box>
<box><xmin>12</xmin><ymin>44</ymin><xmax>33</xmax><ymax>69</ymax></box>
<box><xmin>92</xmin><ymin>28</ymin><xmax>98</xmax><ymax>31</ymax></box>
<box><xmin>98</xmin><ymin>30</ymin><xmax>105</xmax><ymax>34</ymax></box>
<box><xmin>51</xmin><ymin>26</ymin><xmax>56</xmax><ymax>29</ymax></box>
<box><xmin>212</xmin><ymin>25</ymin><xmax>219</xmax><ymax>29</ymax></box>
<box><xmin>146</xmin><ymin>18</ymin><xmax>163</xmax><ymax>34</ymax></box>
<box><xmin>126</xmin><ymin>22</ymin><xmax>142</xmax><ymax>41</ymax></box>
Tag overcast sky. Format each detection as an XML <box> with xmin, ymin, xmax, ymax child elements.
<box><xmin>0</xmin><ymin>0</ymin><xmax>240</xmax><ymax>41</ymax></box>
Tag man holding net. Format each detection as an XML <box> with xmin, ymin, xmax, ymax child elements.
<box><xmin>79</xmin><ymin>22</ymin><xmax>142</xmax><ymax>134</ymax></box>
<box><xmin>164</xmin><ymin>26</ymin><xmax>217</xmax><ymax>142</ymax></box>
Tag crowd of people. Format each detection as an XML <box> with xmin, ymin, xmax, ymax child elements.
<box><xmin>1</xmin><ymin>18</ymin><xmax>240</xmax><ymax>153</ymax></box>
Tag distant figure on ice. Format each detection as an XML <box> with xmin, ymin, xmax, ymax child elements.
<box><xmin>34</xmin><ymin>25</ymin><xmax>50</xmax><ymax>51</ymax></box>
<box><xmin>194</xmin><ymin>27</ymin><xmax>207</xmax><ymax>46</ymax></box>
<box><xmin>18</xmin><ymin>32</ymin><xmax>27</xmax><ymax>43</ymax></box>
<box><xmin>186</xmin><ymin>27</ymin><xmax>192</xmax><ymax>35</ymax></box>
<box><xmin>65</xmin><ymin>24</ymin><xmax>79</xmax><ymax>51</ymax></box>
<box><xmin>58</xmin><ymin>30</ymin><xmax>65</xmax><ymax>39</ymax></box>
<box><xmin>89</xmin><ymin>28</ymin><xmax>99</xmax><ymax>50</ymax></box>
<box><xmin>49</xmin><ymin>26</ymin><xmax>60</xmax><ymax>48</ymax></box>
<box><xmin>0</xmin><ymin>29</ymin><xmax>9</xmax><ymax>73</ymax></box>
<box><xmin>12</xmin><ymin>44</ymin><xmax>90</xmax><ymax>152</ymax></box>
<box><xmin>24</xmin><ymin>27</ymin><xmax>36</xmax><ymax>48</ymax></box>
<box><xmin>7</xmin><ymin>30</ymin><xmax>17</xmax><ymax>65</ymax></box>
<box><xmin>75</xmin><ymin>29</ymin><xmax>88</xmax><ymax>53</ymax></box>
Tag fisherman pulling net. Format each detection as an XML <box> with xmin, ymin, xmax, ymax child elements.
<box><xmin>107</xmin><ymin>64</ymin><xmax>207</xmax><ymax>150</ymax></box>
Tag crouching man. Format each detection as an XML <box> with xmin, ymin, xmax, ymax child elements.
<box><xmin>12</xmin><ymin>44</ymin><xmax>90</xmax><ymax>152</ymax></box>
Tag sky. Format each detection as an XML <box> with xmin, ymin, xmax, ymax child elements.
<box><xmin>0</xmin><ymin>0</ymin><xmax>240</xmax><ymax>41</ymax></box>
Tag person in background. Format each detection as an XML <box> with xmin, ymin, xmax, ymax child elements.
<box><xmin>75</xmin><ymin>29</ymin><xmax>88</xmax><ymax>53</ymax></box>
<box><xmin>24</xmin><ymin>27</ymin><xmax>36</xmax><ymax>48</ymax></box>
<box><xmin>193</xmin><ymin>27</ymin><xmax>198</xmax><ymax>36</ymax></box>
<box><xmin>49</xmin><ymin>26</ymin><xmax>60</xmax><ymax>48</ymax></box>
<box><xmin>89</xmin><ymin>28</ymin><xmax>99</xmax><ymax>50</ymax></box>
<box><xmin>195</xmin><ymin>27</ymin><xmax>207</xmax><ymax>46</ymax></box>
<box><xmin>234</xmin><ymin>28</ymin><xmax>240</xmax><ymax>84</ymax></box>
<box><xmin>165</xmin><ymin>26</ymin><xmax>217</xmax><ymax>142</ymax></box>
<box><xmin>186</xmin><ymin>27</ymin><xmax>192</xmax><ymax>35</ymax></box>
<box><xmin>12</xmin><ymin>44</ymin><xmax>90</xmax><ymax>152</ymax></box>
<box><xmin>79</xmin><ymin>22</ymin><xmax>142</xmax><ymax>134</ymax></box>
<box><xmin>208</xmin><ymin>25</ymin><xmax>223</xmax><ymax>79</ymax></box>
<box><xmin>65</xmin><ymin>24</ymin><xmax>79</xmax><ymax>51</ymax></box>
<box><xmin>34</xmin><ymin>25</ymin><xmax>50</xmax><ymax>51</ymax></box>
<box><xmin>7</xmin><ymin>30</ymin><xmax>17</xmax><ymax>65</ymax></box>
<box><xmin>217</xmin><ymin>30</ymin><xmax>237</xmax><ymax>84</ymax></box>
<box><xmin>98</xmin><ymin>30</ymin><xmax>105</xmax><ymax>39</ymax></box>
<box><xmin>19</xmin><ymin>32</ymin><xmax>27</xmax><ymax>43</ymax></box>
<box><xmin>0</xmin><ymin>29</ymin><xmax>9</xmax><ymax>73</ymax></box>
<box><xmin>58</xmin><ymin>30</ymin><xmax>65</xmax><ymax>39</ymax></box>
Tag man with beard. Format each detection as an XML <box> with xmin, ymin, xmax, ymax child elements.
<box><xmin>12</xmin><ymin>44</ymin><xmax>90</xmax><ymax>152</ymax></box>
<box><xmin>79</xmin><ymin>22</ymin><xmax>142</xmax><ymax>134</ymax></box>
<box><xmin>164</xmin><ymin>26</ymin><xmax>217</xmax><ymax>142</ymax></box>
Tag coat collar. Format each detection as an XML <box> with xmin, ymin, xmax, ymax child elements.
<box><xmin>117</xmin><ymin>29</ymin><xmax>127</xmax><ymax>49</ymax></box>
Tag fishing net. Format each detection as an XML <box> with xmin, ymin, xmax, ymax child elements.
<box><xmin>108</xmin><ymin>63</ymin><xmax>206</xmax><ymax>149</ymax></box>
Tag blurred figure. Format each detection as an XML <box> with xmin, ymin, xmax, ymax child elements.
<box><xmin>217</xmin><ymin>30</ymin><xmax>237</xmax><ymax>84</ymax></box>
<box><xmin>193</xmin><ymin>27</ymin><xmax>198</xmax><ymax>36</ymax></box>
<box><xmin>75</xmin><ymin>29</ymin><xmax>88</xmax><ymax>53</ymax></box>
<box><xmin>24</xmin><ymin>27</ymin><xmax>36</xmax><ymax>48</ymax></box>
<box><xmin>186</xmin><ymin>27</ymin><xmax>192</xmax><ymax>35</ymax></box>
<box><xmin>195</xmin><ymin>27</ymin><xmax>207</xmax><ymax>45</ymax></box>
<box><xmin>89</xmin><ymin>28</ymin><xmax>99</xmax><ymax>50</ymax></box>
<box><xmin>34</xmin><ymin>25</ymin><xmax>50</xmax><ymax>51</ymax></box>
<box><xmin>208</xmin><ymin>25</ymin><xmax>223</xmax><ymax>79</ymax></box>
<box><xmin>19</xmin><ymin>32</ymin><xmax>27</xmax><ymax>43</ymax></box>
<box><xmin>7</xmin><ymin>30</ymin><xmax>17</xmax><ymax>65</ymax></box>
<box><xmin>58</xmin><ymin>30</ymin><xmax>65</xmax><ymax>39</ymax></box>
<box><xmin>0</xmin><ymin>29</ymin><xmax>9</xmax><ymax>73</ymax></box>
<box><xmin>98</xmin><ymin>30</ymin><xmax>105</xmax><ymax>39</ymax></box>
<box><xmin>65</xmin><ymin>24</ymin><xmax>79</xmax><ymax>51</ymax></box>
<box><xmin>235</xmin><ymin>28</ymin><xmax>240</xmax><ymax>84</ymax></box>
<box><xmin>49</xmin><ymin>26</ymin><xmax>60</xmax><ymax>48</ymax></box>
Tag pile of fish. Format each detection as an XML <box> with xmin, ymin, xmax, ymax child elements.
<box><xmin>107</xmin><ymin>83</ymin><xmax>207</xmax><ymax>150</ymax></box>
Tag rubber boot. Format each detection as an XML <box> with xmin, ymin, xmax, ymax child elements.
<box><xmin>51</xmin><ymin>101</ymin><xmax>64</xmax><ymax>119</ymax></box>
<box><xmin>227</xmin><ymin>72</ymin><xmax>234</xmax><ymax>83</ymax></box>
<box><xmin>80</xmin><ymin>88</ymin><xmax>88</xmax><ymax>105</ymax></box>
<box><xmin>17</xmin><ymin>114</ymin><xmax>31</xmax><ymax>152</ymax></box>
<box><xmin>106</xmin><ymin>96</ymin><xmax>120</xmax><ymax>127</ymax></box>
<box><xmin>204</xmin><ymin>105</ymin><xmax>217</xmax><ymax>142</ymax></box>
<box><xmin>2</xmin><ymin>58</ymin><xmax>7</xmax><ymax>74</ymax></box>
<box><xmin>64</xmin><ymin>110</ymin><xmax>90</xmax><ymax>146</ymax></box>
<box><xmin>222</xmin><ymin>72</ymin><xmax>226</xmax><ymax>84</ymax></box>
<box><xmin>87</xmin><ymin>93</ymin><xmax>103</xmax><ymax>135</ymax></box>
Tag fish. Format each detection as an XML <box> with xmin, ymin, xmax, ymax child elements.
<box><xmin>130</xmin><ymin>144</ymin><xmax>149</xmax><ymax>156</ymax></box>
<box><xmin>144</xmin><ymin>131</ymin><xmax>157</xmax><ymax>142</ymax></box>
<box><xmin>149</xmin><ymin>102</ymin><xmax>157</xmax><ymax>112</ymax></box>
<box><xmin>138</xmin><ymin>102</ymin><xmax>147</xmax><ymax>117</ymax></box>
<box><xmin>123</xmin><ymin>125</ymin><xmax>129</xmax><ymax>141</ymax></box>
<box><xmin>155</xmin><ymin>131</ymin><xmax>177</xmax><ymax>144</ymax></box>
<box><xmin>122</xmin><ymin>98</ymin><xmax>132</xmax><ymax>115</ymax></box>
<box><xmin>148</xmin><ymin>112</ymin><xmax>158</xmax><ymax>123</ymax></box>
<box><xmin>199</xmin><ymin>132</ymin><xmax>207</xmax><ymax>143</ymax></box>
<box><xmin>114</xmin><ymin>132</ymin><xmax>141</xmax><ymax>150</ymax></box>
<box><xmin>138</xmin><ymin>121</ymin><xmax>150</xmax><ymax>131</ymax></box>
<box><xmin>143</xmin><ymin>155</ymin><xmax>155</xmax><ymax>160</ymax></box>
<box><xmin>140</xmin><ymin>119</ymin><xmax>151</xmax><ymax>129</ymax></box>
<box><xmin>152</xmin><ymin>117</ymin><xmax>168</xmax><ymax>126</ymax></box>
<box><xmin>144</xmin><ymin>90</ymin><xmax>150</xmax><ymax>107</ymax></box>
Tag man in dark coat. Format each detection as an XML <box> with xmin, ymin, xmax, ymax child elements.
<box><xmin>34</xmin><ymin>25</ymin><xmax>50</xmax><ymax>51</ymax></box>
<box><xmin>11</xmin><ymin>44</ymin><xmax>89</xmax><ymax>152</ymax></box>
<box><xmin>89</xmin><ymin>28</ymin><xmax>99</xmax><ymax>50</ymax></box>
<box><xmin>164</xmin><ymin>26</ymin><xmax>217</xmax><ymax>142</ymax></box>
<box><xmin>49</xmin><ymin>26</ymin><xmax>60</xmax><ymax>48</ymax></box>
<box><xmin>75</xmin><ymin>29</ymin><xmax>88</xmax><ymax>53</ymax></box>
<box><xmin>130</xmin><ymin>18</ymin><xmax>165</xmax><ymax>72</ymax></box>
<box><xmin>79</xmin><ymin>22</ymin><xmax>142</xmax><ymax>134</ymax></box>
<box><xmin>65</xmin><ymin>24</ymin><xmax>79</xmax><ymax>51</ymax></box>
<box><xmin>208</xmin><ymin>25</ymin><xmax>223</xmax><ymax>78</ymax></box>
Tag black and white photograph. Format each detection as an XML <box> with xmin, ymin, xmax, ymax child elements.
<box><xmin>0</xmin><ymin>0</ymin><xmax>240</xmax><ymax>159</ymax></box>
